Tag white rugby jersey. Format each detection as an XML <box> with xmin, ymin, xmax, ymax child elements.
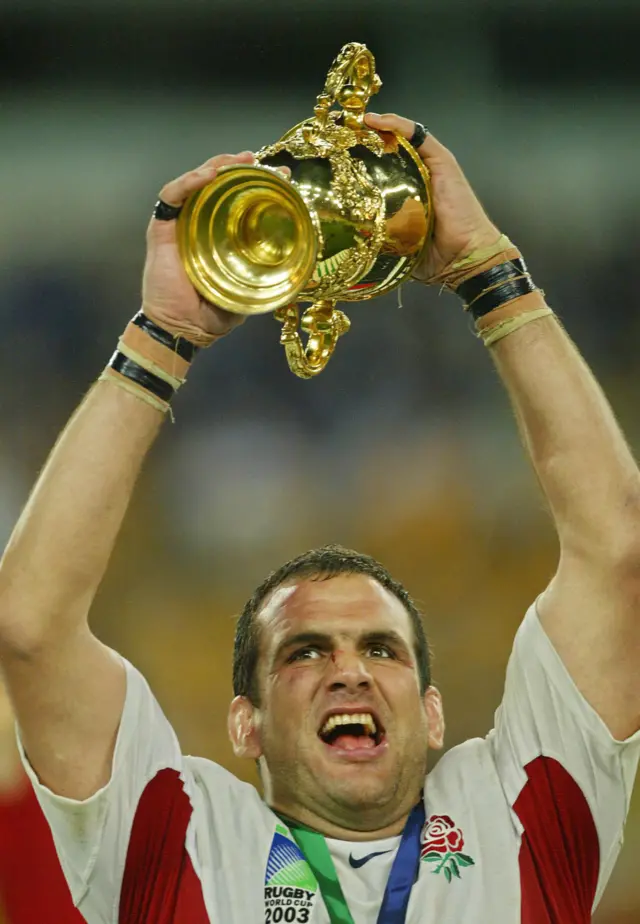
<box><xmin>19</xmin><ymin>603</ymin><xmax>640</xmax><ymax>924</ymax></box>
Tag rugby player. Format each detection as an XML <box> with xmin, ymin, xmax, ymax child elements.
<box><xmin>0</xmin><ymin>114</ymin><xmax>637</xmax><ymax>923</ymax></box>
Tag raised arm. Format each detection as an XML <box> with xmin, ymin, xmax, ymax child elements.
<box><xmin>489</xmin><ymin>304</ymin><xmax>640</xmax><ymax>740</ymax></box>
<box><xmin>0</xmin><ymin>152</ymin><xmax>254</xmax><ymax>800</ymax></box>
<box><xmin>367</xmin><ymin>112</ymin><xmax>640</xmax><ymax>741</ymax></box>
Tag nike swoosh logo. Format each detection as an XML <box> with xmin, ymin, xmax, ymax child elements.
<box><xmin>349</xmin><ymin>849</ymin><xmax>394</xmax><ymax>868</ymax></box>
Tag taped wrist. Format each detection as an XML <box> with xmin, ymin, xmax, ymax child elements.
<box><xmin>132</xmin><ymin>311</ymin><xmax>199</xmax><ymax>363</ymax></box>
<box><xmin>99</xmin><ymin>312</ymin><xmax>195</xmax><ymax>415</ymax></box>
<box><xmin>140</xmin><ymin>310</ymin><xmax>221</xmax><ymax>349</ymax></box>
<box><xmin>457</xmin><ymin>258</ymin><xmax>538</xmax><ymax>319</ymax></box>
<box><xmin>426</xmin><ymin>233</ymin><xmax>522</xmax><ymax>290</ymax></box>
<box><xmin>436</xmin><ymin>239</ymin><xmax>555</xmax><ymax>347</ymax></box>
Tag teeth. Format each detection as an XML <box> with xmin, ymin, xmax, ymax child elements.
<box><xmin>320</xmin><ymin>713</ymin><xmax>377</xmax><ymax>736</ymax></box>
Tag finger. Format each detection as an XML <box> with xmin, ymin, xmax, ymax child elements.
<box><xmin>199</xmin><ymin>151</ymin><xmax>255</xmax><ymax>172</ymax></box>
<box><xmin>365</xmin><ymin>111</ymin><xmax>415</xmax><ymax>138</ymax></box>
<box><xmin>259</xmin><ymin>164</ymin><xmax>292</xmax><ymax>180</ymax></box>
<box><xmin>200</xmin><ymin>301</ymin><xmax>248</xmax><ymax>336</ymax></box>
<box><xmin>364</xmin><ymin>112</ymin><xmax>453</xmax><ymax>162</ymax></box>
<box><xmin>158</xmin><ymin>151</ymin><xmax>256</xmax><ymax>209</ymax></box>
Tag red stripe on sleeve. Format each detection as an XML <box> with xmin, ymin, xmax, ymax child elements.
<box><xmin>514</xmin><ymin>756</ymin><xmax>600</xmax><ymax>924</ymax></box>
<box><xmin>0</xmin><ymin>777</ymin><xmax>83</xmax><ymax>924</ymax></box>
<box><xmin>119</xmin><ymin>768</ymin><xmax>209</xmax><ymax>924</ymax></box>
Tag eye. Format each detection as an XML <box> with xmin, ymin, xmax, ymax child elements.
<box><xmin>366</xmin><ymin>643</ymin><xmax>395</xmax><ymax>659</ymax></box>
<box><xmin>287</xmin><ymin>646</ymin><xmax>322</xmax><ymax>663</ymax></box>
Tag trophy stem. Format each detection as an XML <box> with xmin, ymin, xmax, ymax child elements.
<box><xmin>274</xmin><ymin>300</ymin><xmax>351</xmax><ymax>379</ymax></box>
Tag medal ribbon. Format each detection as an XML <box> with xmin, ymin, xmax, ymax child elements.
<box><xmin>282</xmin><ymin>801</ymin><xmax>425</xmax><ymax>924</ymax></box>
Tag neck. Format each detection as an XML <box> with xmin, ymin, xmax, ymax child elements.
<box><xmin>271</xmin><ymin>800</ymin><xmax>414</xmax><ymax>841</ymax></box>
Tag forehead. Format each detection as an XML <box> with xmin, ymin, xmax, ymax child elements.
<box><xmin>257</xmin><ymin>573</ymin><xmax>413</xmax><ymax>649</ymax></box>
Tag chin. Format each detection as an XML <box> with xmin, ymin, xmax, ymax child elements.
<box><xmin>320</xmin><ymin>764</ymin><xmax>395</xmax><ymax>810</ymax></box>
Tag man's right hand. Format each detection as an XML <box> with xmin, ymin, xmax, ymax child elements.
<box><xmin>142</xmin><ymin>151</ymin><xmax>256</xmax><ymax>345</ymax></box>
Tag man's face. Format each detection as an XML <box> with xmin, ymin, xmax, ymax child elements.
<box><xmin>229</xmin><ymin>574</ymin><xmax>444</xmax><ymax>831</ymax></box>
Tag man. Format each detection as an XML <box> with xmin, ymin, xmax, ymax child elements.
<box><xmin>0</xmin><ymin>112</ymin><xmax>638</xmax><ymax>924</ymax></box>
<box><xmin>0</xmin><ymin>685</ymin><xmax>82</xmax><ymax>923</ymax></box>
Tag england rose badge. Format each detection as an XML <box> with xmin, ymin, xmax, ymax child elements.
<box><xmin>420</xmin><ymin>814</ymin><xmax>475</xmax><ymax>883</ymax></box>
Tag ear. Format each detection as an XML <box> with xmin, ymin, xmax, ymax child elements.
<box><xmin>423</xmin><ymin>686</ymin><xmax>445</xmax><ymax>751</ymax></box>
<box><xmin>227</xmin><ymin>695</ymin><xmax>263</xmax><ymax>760</ymax></box>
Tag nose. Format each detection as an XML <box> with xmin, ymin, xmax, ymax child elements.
<box><xmin>326</xmin><ymin>648</ymin><xmax>373</xmax><ymax>692</ymax></box>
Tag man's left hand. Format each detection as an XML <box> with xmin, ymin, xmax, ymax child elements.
<box><xmin>364</xmin><ymin>112</ymin><xmax>501</xmax><ymax>282</ymax></box>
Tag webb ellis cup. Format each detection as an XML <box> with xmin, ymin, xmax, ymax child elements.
<box><xmin>177</xmin><ymin>43</ymin><xmax>433</xmax><ymax>378</ymax></box>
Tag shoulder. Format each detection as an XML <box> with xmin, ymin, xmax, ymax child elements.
<box><xmin>185</xmin><ymin>755</ymin><xmax>262</xmax><ymax>801</ymax></box>
<box><xmin>185</xmin><ymin>756</ymin><xmax>276</xmax><ymax>833</ymax></box>
<box><xmin>427</xmin><ymin>736</ymin><xmax>500</xmax><ymax>788</ymax></box>
<box><xmin>426</xmin><ymin>737</ymin><xmax>512</xmax><ymax>818</ymax></box>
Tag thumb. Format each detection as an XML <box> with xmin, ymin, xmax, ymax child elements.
<box><xmin>146</xmin><ymin>151</ymin><xmax>257</xmax><ymax>245</ymax></box>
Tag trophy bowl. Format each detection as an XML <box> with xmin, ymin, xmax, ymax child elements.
<box><xmin>177</xmin><ymin>42</ymin><xmax>433</xmax><ymax>378</ymax></box>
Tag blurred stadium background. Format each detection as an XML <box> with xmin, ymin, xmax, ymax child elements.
<box><xmin>1</xmin><ymin>0</ymin><xmax>639</xmax><ymax>919</ymax></box>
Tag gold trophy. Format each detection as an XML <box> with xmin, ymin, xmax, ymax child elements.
<box><xmin>177</xmin><ymin>43</ymin><xmax>433</xmax><ymax>378</ymax></box>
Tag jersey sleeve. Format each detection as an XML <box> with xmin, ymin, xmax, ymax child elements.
<box><xmin>489</xmin><ymin>601</ymin><xmax>640</xmax><ymax>916</ymax></box>
<box><xmin>16</xmin><ymin>656</ymin><xmax>185</xmax><ymax>923</ymax></box>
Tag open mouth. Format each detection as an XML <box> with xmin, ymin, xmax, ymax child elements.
<box><xmin>318</xmin><ymin>712</ymin><xmax>386</xmax><ymax>752</ymax></box>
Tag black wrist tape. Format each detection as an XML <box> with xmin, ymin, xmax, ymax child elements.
<box><xmin>110</xmin><ymin>351</ymin><xmax>175</xmax><ymax>402</ymax></box>
<box><xmin>457</xmin><ymin>258</ymin><xmax>527</xmax><ymax>304</ymax></box>
<box><xmin>469</xmin><ymin>276</ymin><xmax>538</xmax><ymax>320</ymax></box>
<box><xmin>132</xmin><ymin>312</ymin><xmax>199</xmax><ymax>363</ymax></box>
<box><xmin>457</xmin><ymin>259</ymin><xmax>537</xmax><ymax>320</ymax></box>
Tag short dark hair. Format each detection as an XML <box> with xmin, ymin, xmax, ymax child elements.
<box><xmin>232</xmin><ymin>544</ymin><xmax>431</xmax><ymax>704</ymax></box>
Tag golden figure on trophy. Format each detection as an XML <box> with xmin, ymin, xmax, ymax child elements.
<box><xmin>177</xmin><ymin>42</ymin><xmax>433</xmax><ymax>378</ymax></box>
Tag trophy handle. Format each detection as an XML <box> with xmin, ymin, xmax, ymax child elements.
<box><xmin>314</xmin><ymin>42</ymin><xmax>382</xmax><ymax>132</ymax></box>
<box><xmin>275</xmin><ymin>300</ymin><xmax>351</xmax><ymax>379</ymax></box>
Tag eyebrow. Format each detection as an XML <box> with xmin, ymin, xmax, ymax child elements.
<box><xmin>274</xmin><ymin>629</ymin><xmax>411</xmax><ymax>661</ymax></box>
